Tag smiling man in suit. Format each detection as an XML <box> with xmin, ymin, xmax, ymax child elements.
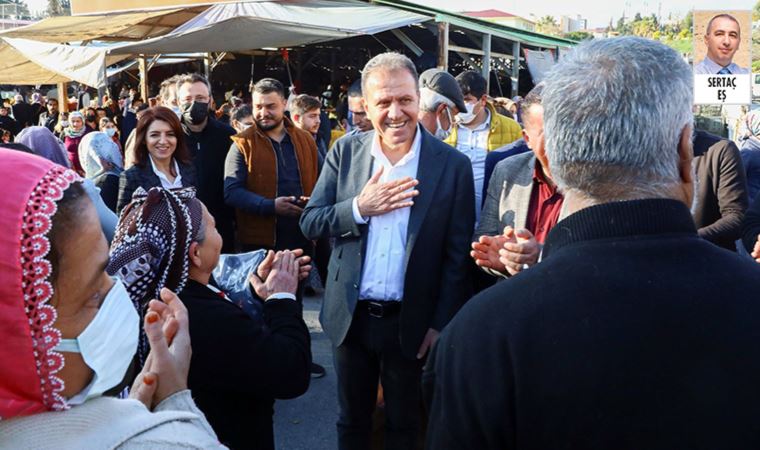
<box><xmin>300</xmin><ymin>52</ymin><xmax>475</xmax><ymax>450</ymax></box>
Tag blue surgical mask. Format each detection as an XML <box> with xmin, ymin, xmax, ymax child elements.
<box><xmin>55</xmin><ymin>278</ymin><xmax>138</xmax><ymax>404</ymax></box>
<box><xmin>104</xmin><ymin>128</ymin><xmax>117</xmax><ymax>138</ymax></box>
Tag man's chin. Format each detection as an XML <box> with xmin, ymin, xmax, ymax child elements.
<box><xmin>257</xmin><ymin>120</ymin><xmax>282</xmax><ymax>131</ymax></box>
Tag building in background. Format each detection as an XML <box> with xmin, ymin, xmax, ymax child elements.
<box><xmin>461</xmin><ymin>9</ymin><xmax>536</xmax><ymax>32</ymax></box>
<box><xmin>560</xmin><ymin>15</ymin><xmax>587</xmax><ymax>33</ymax></box>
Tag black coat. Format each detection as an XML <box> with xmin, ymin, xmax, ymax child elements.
<box><xmin>425</xmin><ymin>199</ymin><xmax>760</xmax><ymax>450</ymax></box>
<box><xmin>181</xmin><ymin>280</ymin><xmax>311</xmax><ymax>450</ymax></box>
<box><xmin>93</xmin><ymin>172</ymin><xmax>120</xmax><ymax>212</ymax></box>
<box><xmin>116</xmin><ymin>160</ymin><xmax>197</xmax><ymax>212</ymax></box>
<box><xmin>183</xmin><ymin>117</ymin><xmax>236</xmax><ymax>252</ymax></box>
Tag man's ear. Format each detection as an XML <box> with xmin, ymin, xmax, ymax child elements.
<box><xmin>292</xmin><ymin>113</ymin><xmax>301</xmax><ymax>124</ymax></box>
<box><xmin>677</xmin><ymin>124</ymin><xmax>694</xmax><ymax>185</ymax></box>
<box><xmin>188</xmin><ymin>241</ymin><xmax>202</xmax><ymax>268</ymax></box>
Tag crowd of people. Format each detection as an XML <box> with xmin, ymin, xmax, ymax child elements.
<box><xmin>3</xmin><ymin>35</ymin><xmax>760</xmax><ymax>449</ymax></box>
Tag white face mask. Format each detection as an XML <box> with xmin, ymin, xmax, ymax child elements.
<box><xmin>434</xmin><ymin>106</ymin><xmax>453</xmax><ymax>140</ymax></box>
<box><xmin>60</xmin><ymin>120</ymin><xmax>69</xmax><ymax>127</ymax></box>
<box><xmin>54</xmin><ymin>278</ymin><xmax>138</xmax><ymax>404</ymax></box>
<box><xmin>170</xmin><ymin>105</ymin><xmax>182</xmax><ymax>118</ymax></box>
<box><xmin>104</xmin><ymin>128</ymin><xmax>117</xmax><ymax>138</ymax></box>
<box><xmin>456</xmin><ymin>102</ymin><xmax>478</xmax><ymax>125</ymax></box>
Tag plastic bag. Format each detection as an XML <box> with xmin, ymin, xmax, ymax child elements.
<box><xmin>212</xmin><ymin>250</ymin><xmax>267</xmax><ymax>321</ymax></box>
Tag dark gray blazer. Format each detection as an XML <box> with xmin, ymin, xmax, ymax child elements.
<box><xmin>300</xmin><ymin>128</ymin><xmax>475</xmax><ymax>359</ymax></box>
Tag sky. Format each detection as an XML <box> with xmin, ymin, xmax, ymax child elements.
<box><xmin>21</xmin><ymin>0</ymin><xmax>758</xmax><ymax>28</ymax></box>
<box><xmin>410</xmin><ymin>0</ymin><xmax>755</xmax><ymax>28</ymax></box>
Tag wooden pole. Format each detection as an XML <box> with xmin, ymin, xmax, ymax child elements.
<box><xmin>138</xmin><ymin>56</ymin><xmax>148</xmax><ymax>101</ymax></box>
<box><xmin>57</xmin><ymin>82</ymin><xmax>67</xmax><ymax>113</ymax></box>
<box><xmin>437</xmin><ymin>22</ymin><xmax>449</xmax><ymax>71</ymax></box>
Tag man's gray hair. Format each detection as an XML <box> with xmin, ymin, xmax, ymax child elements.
<box><xmin>419</xmin><ymin>87</ymin><xmax>454</xmax><ymax>113</ymax></box>
<box><xmin>542</xmin><ymin>37</ymin><xmax>693</xmax><ymax>202</ymax></box>
<box><xmin>361</xmin><ymin>52</ymin><xmax>418</xmax><ymax>96</ymax></box>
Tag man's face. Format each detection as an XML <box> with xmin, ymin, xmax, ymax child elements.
<box><xmin>348</xmin><ymin>95</ymin><xmax>372</xmax><ymax>132</ymax></box>
<box><xmin>252</xmin><ymin>91</ymin><xmax>286</xmax><ymax>132</ymax></box>
<box><xmin>178</xmin><ymin>81</ymin><xmax>211</xmax><ymax>107</ymax></box>
<box><xmin>522</xmin><ymin>104</ymin><xmax>547</xmax><ymax>173</ymax></box>
<box><xmin>0</xmin><ymin>108</ymin><xmax>7</xmax><ymax>117</ymax></box>
<box><xmin>418</xmin><ymin>103</ymin><xmax>456</xmax><ymax>137</ymax></box>
<box><xmin>462</xmin><ymin>94</ymin><xmax>487</xmax><ymax>118</ymax></box>
<box><xmin>704</xmin><ymin>17</ymin><xmax>741</xmax><ymax>67</ymax></box>
<box><xmin>363</xmin><ymin>68</ymin><xmax>419</xmax><ymax>151</ymax></box>
<box><xmin>294</xmin><ymin>108</ymin><xmax>321</xmax><ymax>135</ymax></box>
<box><xmin>47</xmin><ymin>100</ymin><xmax>58</xmax><ymax>114</ymax></box>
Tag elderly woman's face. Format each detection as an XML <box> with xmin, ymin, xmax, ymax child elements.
<box><xmin>70</xmin><ymin>116</ymin><xmax>84</xmax><ymax>131</ymax></box>
<box><xmin>194</xmin><ymin>204</ymin><xmax>223</xmax><ymax>273</ymax></box>
<box><xmin>49</xmin><ymin>194</ymin><xmax>114</xmax><ymax>398</ymax></box>
<box><xmin>146</xmin><ymin>119</ymin><xmax>177</xmax><ymax>163</ymax></box>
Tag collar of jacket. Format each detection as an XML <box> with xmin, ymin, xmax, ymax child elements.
<box><xmin>542</xmin><ymin>198</ymin><xmax>697</xmax><ymax>259</ymax></box>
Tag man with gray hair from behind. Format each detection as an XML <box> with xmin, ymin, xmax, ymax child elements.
<box><xmin>423</xmin><ymin>36</ymin><xmax>760</xmax><ymax>449</ymax></box>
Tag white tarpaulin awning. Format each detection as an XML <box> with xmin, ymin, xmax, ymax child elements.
<box><xmin>524</xmin><ymin>49</ymin><xmax>556</xmax><ymax>84</ymax></box>
<box><xmin>0</xmin><ymin>38</ymin><xmax>127</xmax><ymax>87</ymax></box>
<box><xmin>111</xmin><ymin>0</ymin><xmax>427</xmax><ymax>54</ymax></box>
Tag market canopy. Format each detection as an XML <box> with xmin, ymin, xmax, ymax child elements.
<box><xmin>0</xmin><ymin>38</ymin><xmax>127</xmax><ymax>87</ymax></box>
<box><xmin>0</xmin><ymin>8</ymin><xmax>205</xmax><ymax>43</ymax></box>
<box><xmin>110</xmin><ymin>0</ymin><xmax>427</xmax><ymax>55</ymax></box>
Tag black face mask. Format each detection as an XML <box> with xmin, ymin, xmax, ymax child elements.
<box><xmin>86</xmin><ymin>114</ymin><xmax>96</xmax><ymax>122</ymax></box>
<box><xmin>181</xmin><ymin>101</ymin><xmax>209</xmax><ymax>125</ymax></box>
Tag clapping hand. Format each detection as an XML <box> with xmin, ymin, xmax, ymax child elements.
<box><xmin>249</xmin><ymin>250</ymin><xmax>302</xmax><ymax>300</ymax></box>
<box><xmin>498</xmin><ymin>227</ymin><xmax>540</xmax><ymax>276</ymax></box>
<box><xmin>129</xmin><ymin>288</ymin><xmax>191</xmax><ymax>410</ymax></box>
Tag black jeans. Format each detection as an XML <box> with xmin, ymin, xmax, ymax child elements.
<box><xmin>334</xmin><ymin>306</ymin><xmax>423</xmax><ymax>450</ymax></box>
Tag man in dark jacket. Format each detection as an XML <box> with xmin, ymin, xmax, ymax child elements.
<box><xmin>692</xmin><ymin>130</ymin><xmax>749</xmax><ymax>251</ymax></box>
<box><xmin>11</xmin><ymin>94</ymin><xmax>33</xmax><ymax>130</ymax></box>
<box><xmin>183</xmin><ymin>206</ymin><xmax>311</xmax><ymax>450</ymax></box>
<box><xmin>177</xmin><ymin>73</ymin><xmax>236</xmax><ymax>253</ymax></box>
<box><xmin>425</xmin><ymin>37</ymin><xmax>760</xmax><ymax>450</ymax></box>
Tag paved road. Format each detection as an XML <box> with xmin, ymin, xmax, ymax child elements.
<box><xmin>274</xmin><ymin>291</ymin><xmax>338</xmax><ymax>450</ymax></box>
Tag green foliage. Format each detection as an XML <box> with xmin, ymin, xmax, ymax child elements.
<box><xmin>536</xmin><ymin>15</ymin><xmax>560</xmax><ymax>36</ymax></box>
<box><xmin>564</xmin><ymin>31</ymin><xmax>593</xmax><ymax>41</ymax></box>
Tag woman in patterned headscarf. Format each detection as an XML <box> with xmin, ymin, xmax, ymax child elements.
<box><xmin>0</xmin><ymin>149</ymin><xmax>223</xmax><ymax>448</ymax></box>
<box><xmin>108</xmin><ymin>186</ymin><xmax>312</xmax><ymax>450</ymax></box>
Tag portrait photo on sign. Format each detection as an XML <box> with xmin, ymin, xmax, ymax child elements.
<box><xmin>693</xmin><ymin>10</ymin><xmax>751</xmax><ymax>75</ymax></box>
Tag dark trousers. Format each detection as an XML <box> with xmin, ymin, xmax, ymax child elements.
<box><xmin>334</xmin><ymin>307</ymin><xmax>423</xmax><ymax>450</ymax></box>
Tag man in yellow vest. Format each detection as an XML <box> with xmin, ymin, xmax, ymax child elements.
<box><xmin>445</xmin><ymin>70</ymin><xmax>522</xmax><ymax>222</ymax></box>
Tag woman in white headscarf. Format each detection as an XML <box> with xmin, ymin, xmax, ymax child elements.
<box><xmin>79</xmin><ymin>131</ymin><xmax>124</xmax><ymax>211</ymax></box>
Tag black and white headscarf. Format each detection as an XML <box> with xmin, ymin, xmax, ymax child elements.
<box><xmin>107</xmin><ymin>186</ymin><xmax>203</xmax><ymax>362</ymax></box>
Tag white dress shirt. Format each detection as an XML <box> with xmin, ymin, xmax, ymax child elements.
<box><xmin>351</xmin><ymin>126</ymin><xmax>422</xmax><ymax>301</ymax></box>
<box><xmin>455</xmin><ymin>110</ymin><xmax>490</xmax><ymax>223</ymax></box>
<box><xmin>149</xmin><ymin>156</ymin><xmax>183</xmax><ymax>189</ymax></box>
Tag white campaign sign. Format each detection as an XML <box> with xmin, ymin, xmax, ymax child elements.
<box><xmin>694</xmin><ymin>74</ymin><xmax>751</xmax><ymax>105</ymax></box>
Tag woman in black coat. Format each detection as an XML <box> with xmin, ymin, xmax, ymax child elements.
<box><xmin>117</xmin><ymin>106</ymin><xmax>197</xmax><ymax>212</ymax></box>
